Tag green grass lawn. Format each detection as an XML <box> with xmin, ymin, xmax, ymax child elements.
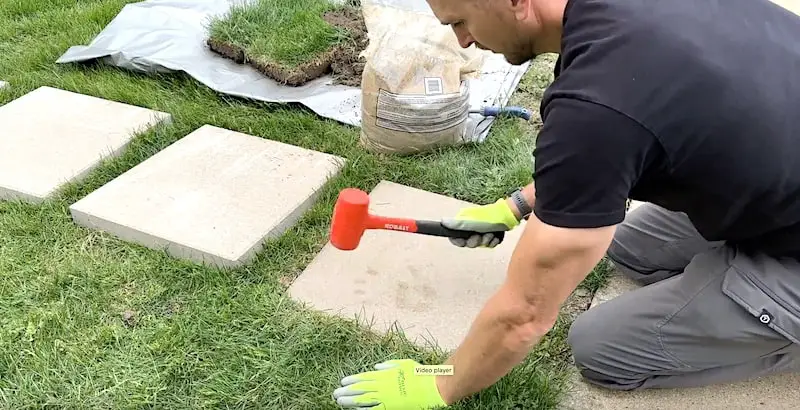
<box><xmin>207</xmin><ymin>0</ymin><xmax>356</xmax><ymax>68</ymax></box>
<box><xmin>0</xmin><ymin>0</ymin><xmax>608</xmax><ymax>408</ymax></box>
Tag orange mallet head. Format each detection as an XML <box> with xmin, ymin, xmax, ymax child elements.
<box><xmin>330</xmin><ymin>188</ymin><xmax>372</xmax><ymax>250</ymax></box>
<box><xmin>329</xmin><ymin>188</ymin><xmax>502</xmax><ymax>250</ymax></box>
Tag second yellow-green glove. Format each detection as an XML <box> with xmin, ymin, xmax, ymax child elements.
<box><xmin>440</xmin><ymin>198</ymin><xmax>520</xmax><ymax>248</ymax></box>
<box><xmin>332</xmin><ymin>359</ymin><xmax>448</xmax><ymax>409</ymax></box>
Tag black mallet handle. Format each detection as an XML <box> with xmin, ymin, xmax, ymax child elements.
<box><xmin>412</xmin><ymin>220</ymin><xmax>506</xmax><ymax>242</ymax></box>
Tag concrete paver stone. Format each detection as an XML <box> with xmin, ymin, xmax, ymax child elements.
<box><xmin>773</xmin><ymin>0</ymin><xmax>800</xmax><ymax>15</ymax></box>
<box><xmin>563</xmin><ymin>199</ymin><xmax>800</xmax><ymax>408</ymax></box>
<box><xmin>288</xmin><ymin>180</ymin><xmax>525</xmax><ymax>351</ymax></box>
<box><xmin>627</xmin><ymin>199</ymin><xmax>645</xmax><ymax>212</ymax></box>
<box><xmin>70</xmin><ymin>124</ymin><xmax>345</xmax><ymax>268</ymax></box>
<box><xmin>0</xmin><ymin>86</ymin><xmax>171</xmax><ymax>202</ymax></box>
<box><xmin>561</xmin><ymin>365</ymin><xmax>800</xmax><ymax>410</ymax></box>
<box><xmin>0</xmin><ymin>81</ymin><xmax>7</xmax><ymax>89</ymax></box>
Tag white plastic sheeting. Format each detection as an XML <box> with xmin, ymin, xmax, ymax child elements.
<box><xmin>56</xmin><ymin>0</ymin><xmax>529</xmax><ymax>142</ymax></box>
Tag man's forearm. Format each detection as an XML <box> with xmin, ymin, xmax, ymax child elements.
<box><xmin>432</xmin><ymin>183</ymin><xmax>539</xmax><ymax>403</ymax></box>
<box><xmin>433</xmin><ymin>223</ymin><xmax>558</xmax><ymax>404</ymax></box>
<box><xmin>433</xmin><ymin>278</ymin><xmax>551</xmax><ymax>404</ymax></box>
<box><xmin>433</xmin><ymin>210</ymin><xmax>612</xmax><ymax>405</ymax></box>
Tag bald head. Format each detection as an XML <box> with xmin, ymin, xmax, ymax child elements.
<box><xmin>427</xmin><ymin>0</ymin><xmax>567</xmax><ymax>64</ymax></box>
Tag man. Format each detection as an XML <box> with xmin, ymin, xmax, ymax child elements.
<box><xmin>332</xmin><ymin>0</ymin><xmax>800</xmax><ymax>408</ymax></box>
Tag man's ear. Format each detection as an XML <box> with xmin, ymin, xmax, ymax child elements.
<box><xmin>510</xmin><ymin>0</ymin><xmax>531</xmax><ymax>21</ymax></box>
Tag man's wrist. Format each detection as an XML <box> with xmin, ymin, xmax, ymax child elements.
<box><xmin>505</xmin><ymin>197</ymin><xmax>523</xmax><ymax>220</ymax></box>
<box><xmin>435</xmin><ymin>374</ymin><xmax>455</xmax><ymax>405</ymax></box>
<box><xmin>505</xmin><ymin>185</ymin><xmax>535</xmax><ymax>221</ymax></box>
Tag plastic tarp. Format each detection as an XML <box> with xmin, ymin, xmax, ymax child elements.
<box><xmin>56</xmin><ymin>0</ymin><xmax>529</xmax><ymax>142</ymax></box>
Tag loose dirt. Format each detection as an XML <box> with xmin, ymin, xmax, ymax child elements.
<box><xmin>322</xmin><ymin>7</ymin><xmax>368</xmax><ymax>87</ymax></box>
<box><xmin>207</xmin><ymin>6</ymin><xmax>367</xmax><ymax>87</ymax></box>
<box><xmin>562</xmin><ymin>287</ymin><xmax>594</xmax><ymax>322</ymax></box>
<box><xmin>121</xmin><ymin>309</ymin><xmax>138</xmax><ymax>327</ymax></box>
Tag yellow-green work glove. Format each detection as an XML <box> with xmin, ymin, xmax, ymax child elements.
<box><xmin>440</xmin><ymin>198</ymin><xmax>520</xmax><ymax>248</ymax></box>
<box><xmin>332</xmin><ymin>359</ymin><xmax>448</xmax><ymax>409</ymax></box>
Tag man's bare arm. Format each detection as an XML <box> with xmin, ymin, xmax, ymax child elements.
<box><xmin>434</xmin><ymin>210</ymin><xmax>616</xmax><ymax>404</ymax></box>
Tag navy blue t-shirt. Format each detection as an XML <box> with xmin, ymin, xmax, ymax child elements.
<box><xmin>532</xmin><ymin>0</ymin><xmax>800</xmax><ymax>258</ymax></box>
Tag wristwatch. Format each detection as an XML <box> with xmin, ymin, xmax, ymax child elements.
<box><xmin>507</xmin><ymin>187</ymin><xmax>533</xmax><ymax>220</ymax></box>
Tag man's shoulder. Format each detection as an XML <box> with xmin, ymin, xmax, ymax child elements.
<box><xmin>563</xmin><ymin>0</ymin><xmax>788</xmax><ymax>31</ymax></box>
<box><xmin>559</xmin><ymin>0</ymin><xmax>799</xmax><ymax>62</ymax></box>
<box><xmin>546</xmin><ymin>0</ymin><xmax>800</xmax><ymax>132</ymax></box>
<box><xmin>546</xmin><ymin>0</ymin><xmax>674</xmax><ymax>115</ymax></box>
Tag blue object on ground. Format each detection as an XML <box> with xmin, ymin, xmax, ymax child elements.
<box><xmin>471</xmin><ymin>106</ymin><xmax>532</xmax><ymax>121</ymax></box>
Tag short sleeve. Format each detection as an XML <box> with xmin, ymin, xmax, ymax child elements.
<box><xmin>532</xmin><ymin>97</ymin><xmax>661</xmax><ymax>228</ymax></box>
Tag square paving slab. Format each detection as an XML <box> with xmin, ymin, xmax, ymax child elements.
<box><xmin>773</xmin><ymin>0</ymin><xmax>800</xmax><ymax>14</ymax></box>
<box><xmin>627</xmin><ymin>199</ymin><xmax>645</xmax><ymax>212</ymax></box>
<box><xmin>0</xmin><ymin>86</ymin><xmax>170</xmax><ymax>202</ymax></box>
<box><xmin>561</xmin><ymin>271</ymin><xmax>800</xmax><ymax>409</ymax></box>
<box><xmin>70</xmin><ymin>124</ymin><xmax>345</xmax><ymax>268</ymax></box>
<box><xmin>288</xmin><ymin>180</ymin><xmax>525</xmax><ymax>351</ymax></box>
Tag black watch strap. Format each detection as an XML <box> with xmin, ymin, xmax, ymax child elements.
<box><xmin>510</xmin><ymin>188</ymin><xmax>533</xmax><ymax>219</ymax></box>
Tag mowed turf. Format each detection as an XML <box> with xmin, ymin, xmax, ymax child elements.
<box><xmin>207</xmin><ymin>0</ymin><xmax>353</xmax><ymax>67</ymax></box>
<box><xmin>0</xmin><ymin>0</ymin><xmax>607</xmax><ymax>408</ymax></box>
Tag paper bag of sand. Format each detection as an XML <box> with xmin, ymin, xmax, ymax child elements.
<box><xmin>359</xmin><ymin>1</ymin><xmax>484</xmax><ymax>155</ymax></box>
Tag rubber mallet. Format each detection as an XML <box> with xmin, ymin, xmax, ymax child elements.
<box><xmin>329</xmin><ymin>187</ymin><xmax>505</xmax><ymax>250</ymax></box>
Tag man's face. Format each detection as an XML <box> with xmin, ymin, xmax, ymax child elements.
<box><xmin>427</xmin><ymin>0</ymin><xmax>538</xmax><ymax>65</ymax></box>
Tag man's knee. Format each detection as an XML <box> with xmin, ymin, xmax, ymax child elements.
<box><xmin>606</xmin><ymin>227</ymin><xmax>664</xmax><ymax>285</ymax></box>
<box><xmin>606</xmin><ymin>211</ymin><xmax>659</xmax><ymax>281</ymax></box>
<box><xmin>608</xmin><ymin>203</ymin><xmax>719</xmax><ymax>277</ymax></box>
<box><xmin>567</xmin><ymin>312</ymin><xmax>599</xmax><ymax>373</ymax></box>
<box><xmin>606</xmin><ymin>219</ymin><xmax>638</xmax><ymax>268</ymax></box>
<box><xmin>606</xmin><ymin>206</ymin><xmax>713</xmax><ymax>285</ymax></box>
<box><xmin>567</xmin><ymin>309</ymin><xmax>648</xmax><ymax>390</ymax></box>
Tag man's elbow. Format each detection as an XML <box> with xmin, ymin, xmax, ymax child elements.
<box><xmin>500</xmin><ymin>223</ymin><xmax>616</xmax><ymax>349</ymax></box>
<box><xmin>499</xmin><ymin>290</ymin><xmax>560</xmax><ymax>351</ymax></box>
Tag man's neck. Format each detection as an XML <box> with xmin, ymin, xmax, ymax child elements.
<box><xmin>531</xmin><ymin>0</ymin><xmax>567</xmax><ymax>54</ymax></box>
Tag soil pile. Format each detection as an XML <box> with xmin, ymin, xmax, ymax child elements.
<box><xmin>322</xmin><ymin>7</ymin><xmax>368</xmax><ymax>87</ymax></box>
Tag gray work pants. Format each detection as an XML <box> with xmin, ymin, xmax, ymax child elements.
<box><xmin>567</xmin><ymin>203</ymin><xmax>800</xmax><ymax>390</ymax></box>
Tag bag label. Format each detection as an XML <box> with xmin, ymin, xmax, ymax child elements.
<box><xmin>375</xmin><ymin>81</ymin><xmax>469</xmax><ymax>134</ymax></box>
